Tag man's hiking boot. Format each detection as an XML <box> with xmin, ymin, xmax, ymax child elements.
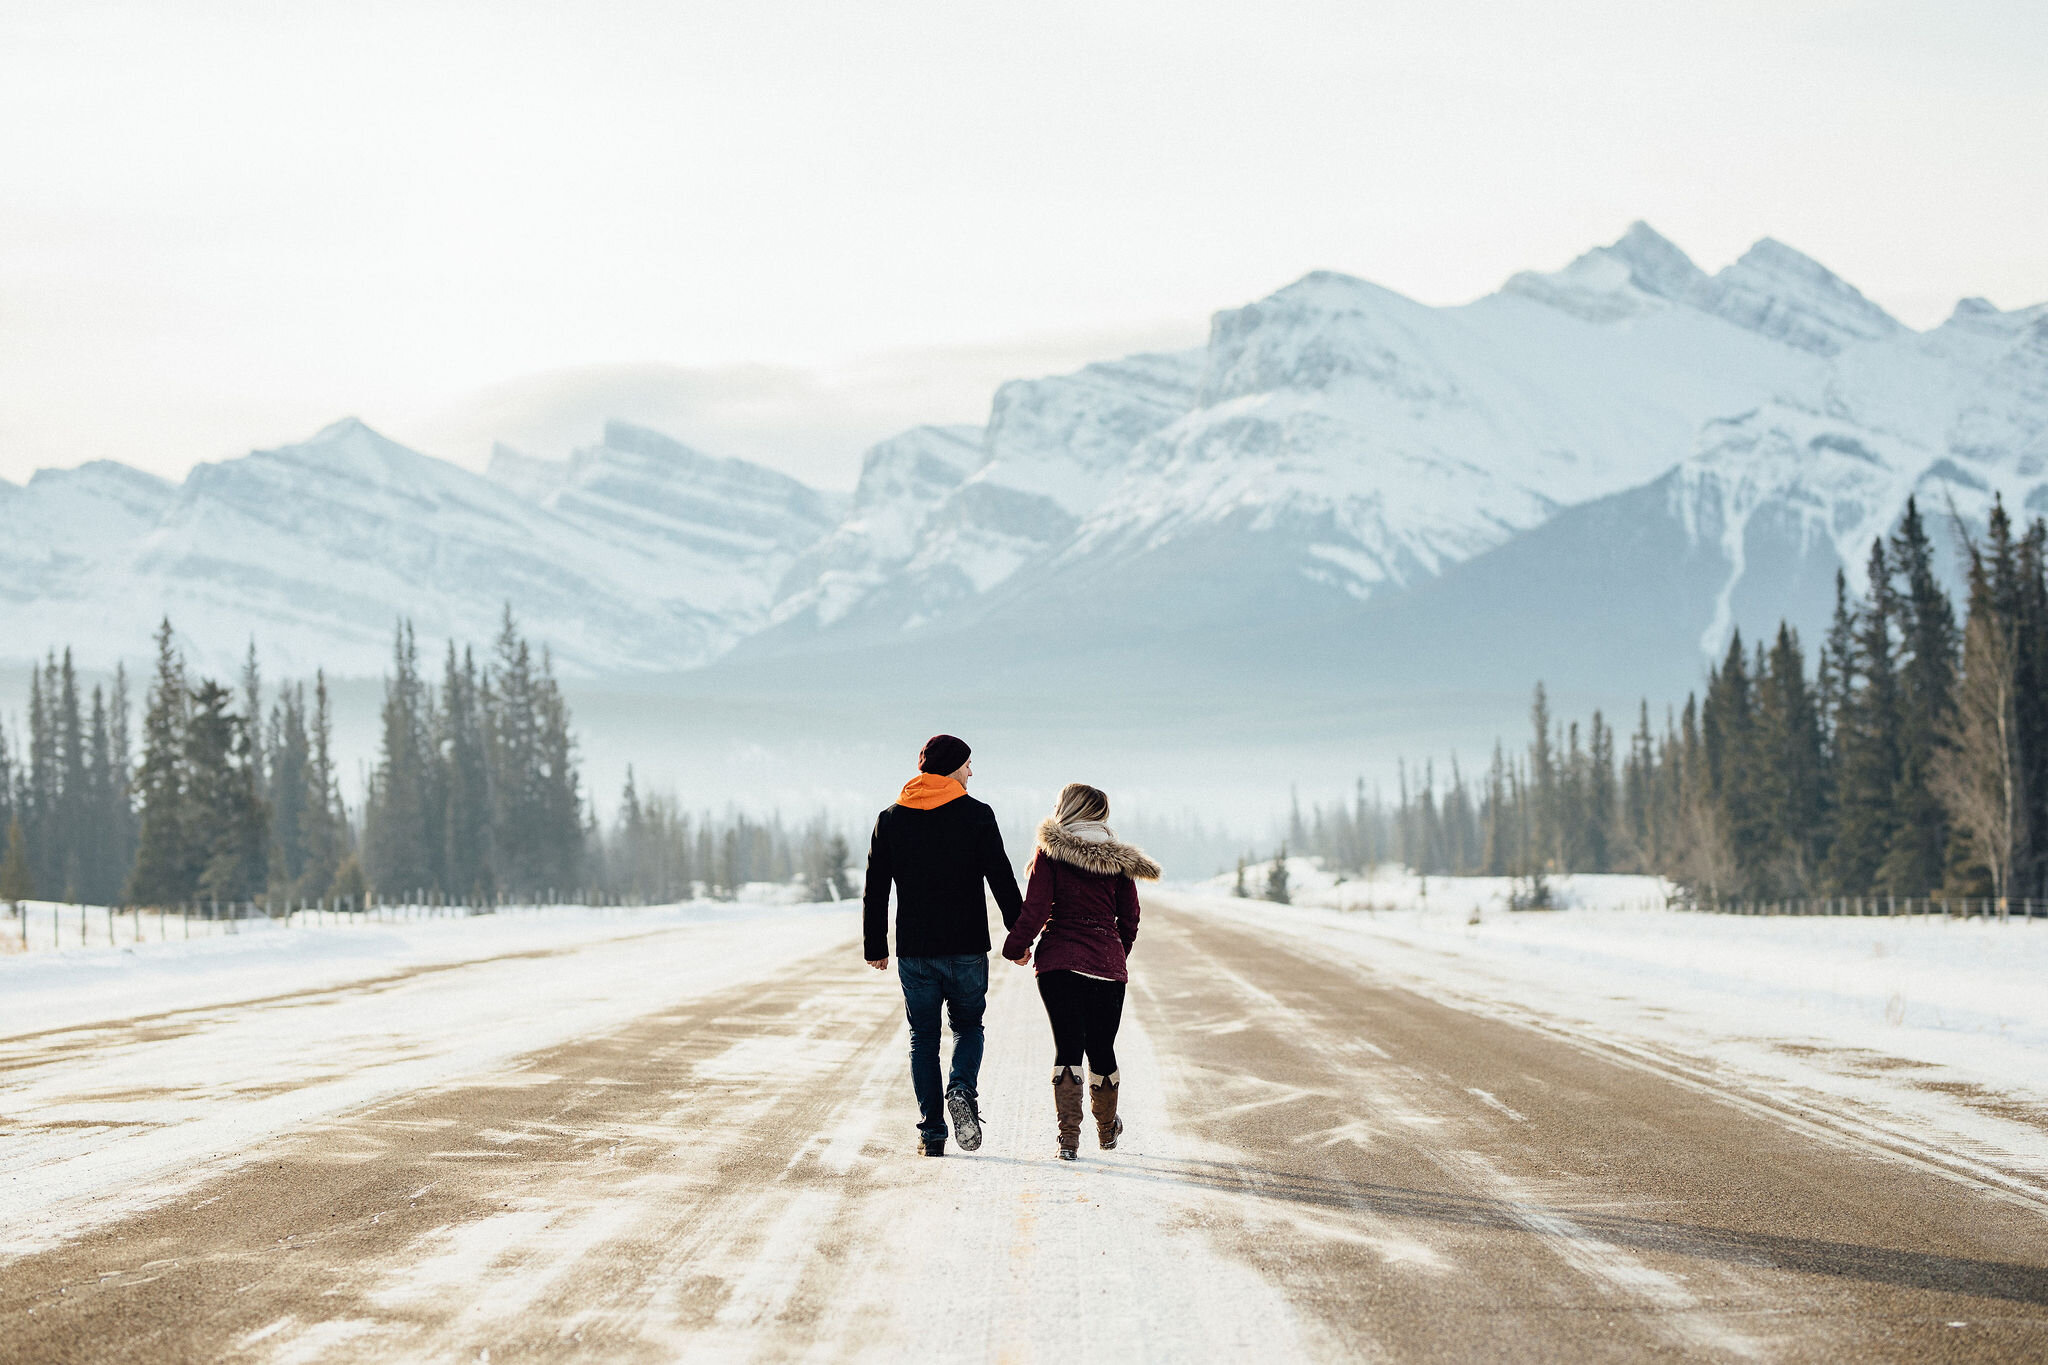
<box><xmin>946</xmin><ymin>1085</ymin><xmax>983</xmax><ymax>1152</ymax></box>
<box><xmin>1053</xmin><ymin>1065</ymin><xmax>1085</xmax><ymax>1160</ymax></box>
<box><xmin>918</xmin><ymin>1136</ymin><xmax>945</xmax><ymax>1157</ymax></box>
<box><xmin>1090</xmin><ymin>1070</ymin><xmax>1123</xmax><ymax>1150</ymax></box>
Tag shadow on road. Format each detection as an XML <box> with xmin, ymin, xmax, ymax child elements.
<box><xmin>975</xmin><ymin>1152</ymin><xmax>2048</xmax><ymax>1308</ymax></box>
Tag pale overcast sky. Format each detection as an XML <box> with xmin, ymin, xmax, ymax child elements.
<box><xmin>3</xmin><ymin>0</ymin><xmax>2044</xmax><ymax>489</ymax></box>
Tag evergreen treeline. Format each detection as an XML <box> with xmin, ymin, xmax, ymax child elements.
<box><xmin>1297</xmin><ymin>497</ymin><xmax>2048</xmax><ymax>903</ymax></box>
<box><xmin>126</xmin><ymin>624</ymin><xmax>350</xmax><ymax>904</ymax></box>
<box><xmin>4</xmin><ymin>609</ymin><xmax>861</xmax><ymax>909</ymax></box>
<box><xmin>360</xmin><ymin>611</ymin><xmax>584</xmax><ymax>900</ymax></box>
<box><xmin>593</xmin><ymin>769</ymin><xmax>854</xmax><ymax>903</ymax></box>
<box><xmin>0</xmin><ymin>623</ymin><xmax>352</xmax><ymax>906</ymax></box>
<box><xmin>359</xmin><ymin>611</ymin><xmax>858</xmax><ymax>902</ymax></box>
<box><xmin>0</xmin><ymin>652</ymin><xmax>138</xmax><ymax>903</ymax></box>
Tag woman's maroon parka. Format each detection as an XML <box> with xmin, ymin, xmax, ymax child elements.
<box><xmin>1001</xmin><ymin>819</ymin><xmax>1162</xmax><ymax>982</ymax></box>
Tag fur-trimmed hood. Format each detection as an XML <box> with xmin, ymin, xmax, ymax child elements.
<box><xmin>1035</xmin><ymin>819</ymin><xmax>1162</xmax><ymax>881</ymax></box>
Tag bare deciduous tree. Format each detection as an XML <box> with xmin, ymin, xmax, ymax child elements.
<box><xmin>1933</xmin><ymin>608</ymin><xmax>2024</xmax><ymax>900</ymax></box>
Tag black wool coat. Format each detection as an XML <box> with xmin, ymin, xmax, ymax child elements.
<box><xmin>862</xmin><ymin>795</ymin><xmax>1024</xmax><ymax>960</ymax></box>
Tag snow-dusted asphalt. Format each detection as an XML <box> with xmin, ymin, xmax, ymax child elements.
<box><xmin>3</xmin><ymin>894</ymin><xmax>2046</xmax><ymax>1362</ymax></box>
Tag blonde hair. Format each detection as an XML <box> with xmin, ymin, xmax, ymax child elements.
<box><xmin>1052</xmin><ymin>782</ymin><xmax>1110</xmax><ymax>826</ymax></box>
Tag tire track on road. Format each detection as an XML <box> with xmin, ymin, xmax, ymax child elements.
<box><xmin>1137</xmin><ymin>895</ymin><xmax>2048</xmax><ymax>1362</ymax></box>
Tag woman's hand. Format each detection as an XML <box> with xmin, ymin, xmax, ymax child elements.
<box><xmin>1008</xmin><ymin>948</ymin><xmax>1032</xmax><ymax>967</ymax></box>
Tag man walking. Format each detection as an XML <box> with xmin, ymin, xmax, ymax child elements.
<box><xmin>864</xmin><ymin>734</ymin><xmax>1023</xmax><ymax>1156</ymax></box>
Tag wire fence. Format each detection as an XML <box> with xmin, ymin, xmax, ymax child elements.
<box><xmin>1</xmin><ymin>889</ymin><xmax>653</xmax><ymax>954</ymax></box>
<box><xmin>1673</xmin><ymin>895</ymin><xmax>2045</xmax><ymax>921</ymax></box>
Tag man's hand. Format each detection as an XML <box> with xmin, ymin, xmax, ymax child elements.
<box><xmin>1008</xmin><ymin>948</ymin><xmax>1031</xmax><ymax>967</ymax></box>
<box><xmin>867</xmin><ymin>957</ymin><xmax>889</xmax><ymax>971</ymax></box>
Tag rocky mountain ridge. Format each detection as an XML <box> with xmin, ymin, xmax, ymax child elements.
<box><xmin>4</xmin><ymin>223</ymin><xmax>2042</xmax><ymax>699</ymax></box>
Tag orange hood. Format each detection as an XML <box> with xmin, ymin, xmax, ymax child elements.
<box><xmin>897</xmin><ymin>773</ymin><xmax>966</xmax><ymax>810</ymax></box>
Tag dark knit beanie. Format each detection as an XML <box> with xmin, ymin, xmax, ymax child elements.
<box><xmin>918</xmin><ymin>734</ymin><xmax>971</xmax><ymax>775</ymax></box>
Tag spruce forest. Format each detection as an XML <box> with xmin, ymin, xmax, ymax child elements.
<box><xmin>1293</xmin><ymin>498</ymin><xmax>2048</xmax><ymax>905</ymax></box>
<box><xmin>0</xmin><ymin>610</ymin><xmax>854</xmax><ymax>908</ymax></box>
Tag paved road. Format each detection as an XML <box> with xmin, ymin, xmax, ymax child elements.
<box><xmin>3</xmin><ymin>895</ymin><xmax>2044</xmax><ymax>1362</ymax></box>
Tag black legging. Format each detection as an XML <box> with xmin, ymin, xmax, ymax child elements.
<box><xmin>1036</xmin><ymin>969</ymin><xmax>1126</xmax><ymax>1075</ymax></box>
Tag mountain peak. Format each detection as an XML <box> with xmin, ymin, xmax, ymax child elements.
<box><xmin>1605</xmin><ymin>221</ymin><xmax>1709</xmax><ymax>302</ymax></box>
<box><xmin>310</xmin><ymin>415</ymin><xmax>374</xmax><ymax>442</ymax></box>
<box><xmin>1498</xmin><ymin>222</ymin><xmax>1705</xmax><ymax>321</ymax></box>
<box><xmin>286</xmin><ymin>415</ymin><xmax>425</xmax><ymax>467</ymax></box>
<box><xmin>1706</xmin><ymin>238</ymin><xmax>1902</xmax><ymax>355</ymax></box>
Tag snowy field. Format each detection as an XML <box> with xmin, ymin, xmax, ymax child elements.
<box><xmin>1191</xmin><ymin>862</ymin><xmax>2048</xmax><ymax>1193</ymax></box>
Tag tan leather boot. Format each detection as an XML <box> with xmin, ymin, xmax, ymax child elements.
<box><xmin>1090</xmin><ymin>1070</ymin><xmax>1123</xmax><ymax>1150</ymax></box>
<box><xmin>1053</xmin><ymin>1066</ymin><xmax>1084</xmax><ymax>1159</ymax></box>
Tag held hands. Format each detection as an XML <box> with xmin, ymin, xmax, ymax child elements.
<box><xmin>1007</xmin><ymin>948</ymin><xmax>1032</xmax><ymax>967</ymax></box>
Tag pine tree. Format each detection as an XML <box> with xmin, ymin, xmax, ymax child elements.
<box><xmin>364</xmin><ymin>622</ymin><xmax>437</xmax><ymax>896</ymax></box>
<box><xmin>1703</xmin><ymin>632</ymin><xmax>1769</xmax><ymax>891</ymax></box>
<box><xmin>1481</xmin><ymin>744</ymin><xmax>1511</xmax><ymax>875</ymax></box>
<box><xmin>2010</xmin><ymin>518</ymin><xmax>2048</xmax><ymax>899</ymax></box>
<box><xmin>107</xmin><ymin>665</ymin><xmax>138</xmax><ymax>884</ymax></box>
<box><xmin>488</xmin><ymin>608</ymin><xmax>542</xmax><ymax>894</ymax></box>
<box><xmin>1880</xmin><ymin>498</ymin><xmax>1959</xmax><ymax>894</ymax></box>
<box><xmin>442</xmin><ymin>645</ymin><xmax>492</xmax><ymax>900</ymax></box>
<box><xmin>1264</xmin><ymin>845</ymin><xmax>1291</xmax><ymax>904</ymax></box>
<box><xmin>267</xmin><ymin>684</ymin><xmax>312</xmax><ymax>894</ymax></box>
<box><xmin>1751</xmin><ymin>625</ymin><xmax>1826</xmax><ymax>892</ymax></box>
<box><xmin>240</xmin><ymin>641</ymin><xmax>267</xmax><ymax>807</ymax></box>
<box><xmin>25</xmin><ymin>661</ymin><xmax>58</xmax><ymax>899</ymax></box>
<box><xmin>1528</xmin><ymin>684</ymin><xmax>1556</xmax><ymax>870</ymax></box>
<box><xmin>1823</xmin><ymin>545</ymin><xmax>1903</xmax><ymax>893</ymax></box>
<box><xmin>79</xmin><ymin>686</ymin><xmax>118</xmax><ymax>903</ymax></box>
<box><xmin>1650</xmin><ymin>705</ymin><xmax>1685</xmax><ymax>873</ymax></box>
<box><xmin>54</xmin><ymin>651</ymin><xmax>88</xmax><ymax>899</ymax></box>
<box><xmin>1415</xmin><ymin>762</ymin><xmax>1443</xmax><ymax>874</ymax></box>
<box><xmin>0</xmin><ymin>723</ymin><xmax>14</xmax><ymax>867</ymax></box>
<box><xmin>617</xmin><ymin>766</ymin><xmax>647</xmax><ymax>898</ymax></box>
<box><xmin>1621</xmin><ymin>703</ymin><xmax>1653</xmax><ymax>870</ymax></box>
<box><xmin>126</xmin><ymin>621</ymin><xmax>196</xmax><ymax>906</ymax></box>
<box><xmin>534</xmin><ymin>646</ymin><xmax>583</xmax><ymax>893</ymax></box>
<box><xmin>824</xmin><ymin>832</ymin><xmax>851</xmax><ymax>900</ymax></box>
<box><xmin>1585</xmin><ymin>712</ymin><xmax>1616</xmax><ymax>873</ymax></box>
<box><xmin>301</xmin><ymin>671</ymin><xmax>346</xmax><ymax>899</ymax></box>
<box><xmin>186</xmin><ymin>680</ymin><xmax>268</xmax><ymax>903</ymax></box>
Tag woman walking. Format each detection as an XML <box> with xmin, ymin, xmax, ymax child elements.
<box><xmin>1001</xmin><ymin>783</ymin><xmax>1161</xmax><ymax>1160</ymax></box>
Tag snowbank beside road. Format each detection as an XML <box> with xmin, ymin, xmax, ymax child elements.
<box><xmin>1209</xmin><ymin>858</ymin><xmax>1671</xmax><ymax>912</ymax></box>
<box><xmin>1193</xmin><ymin>864</ymin><xmax>2048</xmax><ymax>1063</ymax></box>
<box><xmin>0</xmin><ymin>900</ymin><xmax>837</xmax><ymax>1037</ymax></box>
<box><xmin>1169</xmin><ymin>873</ymin><xmax>2048</xmax><ymax>1191</ymax></box>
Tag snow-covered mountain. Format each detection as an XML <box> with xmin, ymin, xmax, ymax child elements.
<box><xmin>0</xmin><ymin>419</ymin><xmax>839</xmax><ymax>677</ymax></box>
<box><xmin>749</xmin><ymin>351</ymin><xmax>1203</xmax><ymax>646</ymax></box>
<box><xmin>764</xmin><ymin>424</ymin><xmax>985</xmax><ymax>634</ymax></box>
<box><xmin>5</xmin><ymin>222</ymin><xmax>2043</xmax><ymax>711</ymax></box>
<box><xmin>484</xmin><ymin>420</ymin><xmax>843</xmax><ymax>635</ymax></box>
<box><xmin>740</xmin><ymin>224</ymin><xmax>2044</xmax><ymax>695</ymax></box>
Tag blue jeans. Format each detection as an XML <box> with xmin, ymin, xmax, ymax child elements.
<box><xmin>897</xmin><ymin>954</ymin><xmax>988</xmax><ymax>1143</ymax></box>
